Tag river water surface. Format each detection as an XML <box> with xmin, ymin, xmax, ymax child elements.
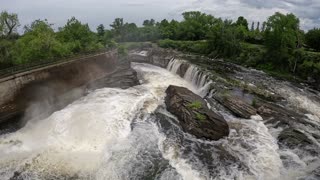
<box><xmin>0</xmin><ymin>62</ymin><xmax>319</xmax><ymax>180</ymax></box>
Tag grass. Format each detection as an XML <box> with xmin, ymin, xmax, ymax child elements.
<box><xmin>251</xmin><ymin>98</ymin><xmax>257</xmax><ymax>107</ymax></box>
<box><xmin>187</xmin><ymin>101</ymin><xmax>202</xmax><ymax>110</ymax></box>
<box><xmin>195</xmin><ymin>113</ymin><xmax>206</xmax><ymax>122</ymax></box>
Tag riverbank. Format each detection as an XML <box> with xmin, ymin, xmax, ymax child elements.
<box><xmin>157</xmin><ymin>40</ymin><xmax>320</xmax><ymax>91</ymax></box>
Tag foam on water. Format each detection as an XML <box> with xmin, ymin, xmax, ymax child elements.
<box><xmin>0</xmin><ymin>63</ymin><xmax>199</xmax><ymax>179</ymax></box>
<box><xmin>0</xmin><ymin>59</ymin><xmax>317</xmax><ymax>179</ymax></box>
<box><xmin>276</xmin><ymin>86</ymin><xmax>320</xmax><ymax>119</ymax></box>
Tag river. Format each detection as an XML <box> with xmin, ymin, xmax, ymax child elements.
<box><xmin>0</xmin><ymin>61</ymin><xmax>319</xmax><ymax>180</ymax></box>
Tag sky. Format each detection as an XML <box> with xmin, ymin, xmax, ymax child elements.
<box><xmin>1</xmin><ymin>0</ymin><xmax>320</xmax><ymax>31</ymax></box>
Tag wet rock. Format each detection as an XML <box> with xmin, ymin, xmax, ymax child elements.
<box><xmin>212</xmin><ymin>93</ymin><xmax>257</xmax><ymax>119</ymax></box>
<box><xmin>176</xmin><ymin>62</ymin><xmax>189</xmax><ymax>78</ymax></box>
<box><xmin>165</xmin><ymin>85</ymin><xmax>229</xmax><ymax>140</ymax></box>
<box><xmin>255</xmin><ymin>101</ymin><xmax>319</xmax><ymax>129</ymax></box>
<box><xmin>87</xmin><ymin>58</ymin><xmax>139</xmax><ymax>89</ymax></box>
<box><xmin>278</xmin><ymin>128</ymin><xmax>313</xmax><ymax>148</ymax></box>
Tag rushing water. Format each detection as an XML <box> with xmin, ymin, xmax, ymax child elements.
<box><xmin>0</xmin><ymin>60</ymin><xmax>319</xmax><ymax>180</ymax></box>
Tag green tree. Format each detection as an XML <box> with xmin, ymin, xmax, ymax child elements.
<box><xmin>264</xmin><ymin>12</ymin><xmax>300</xmax><ymax>70</ymax></box>
<box><xmin>0</xmin><ymin>11</ymin><xmax>20</xmax><ymax>37</ymax></box>
<box><xmin>250</xmin><ymin>22</ymin><xmax>255</xmax><ymax>31</ymax></box>
<box><xmin>110</xmin><ymin>18</ymin><xmax>124</xmax><ymax>38</ymax></box>
<box><xmin>143</xmin><ymin>19</ymin><xmax>155</xmax><ymax>26</ymax></box>
<box><xmin>178</xmin><ymin>11</ymin><xmax>217</xmax><ymax>40</ymax></box>
<box><xmin>13</xmin><ymin>20</ymin><xmax>68</xmax><ymax>64</ymax></box>
<box><xmin>97</xmin><ymin>24</ymin><xmax>105</xmax><ymax>37</ymax></box>
<box><xmin>207</xmin><ymin>19</ymin><xmax>241</xmax><ymax>58</ymax></box>
<box><xmin>57</xmin><ymin>17</ymin><xmax>102</xmax><ymax>53</ymax></box>
<box><xmin>236</xmin><ymin>16</ymin><xmax>249</xmax><ymax>30</ymax></box>
<box><xmin>305</xmin><ymin>28</ymin><xmax>320</xmax><ymax>51</ymax></box>
<box><xmin>0</xmin><ymin>11</ymin><xmax>20</xmax><ymax>66</ymax></box>
<box><xmin>256</xmin><ymin>22</ymin><xmax>260</xmax><ymax>32</ymax></box>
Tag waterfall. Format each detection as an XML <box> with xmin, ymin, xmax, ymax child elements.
<box><xmin>0</xmin><ymin>59</ymin><xmax>319</xmax><ymax>179</ymax></box>
<box><xmin>167</xmin><ymin>58</ymin><xmax>182</xmax><ymax>74</ymax></box>
<box><xmin>167</xmin><ymin>58</ymin><xmax>212</xmax><ymax>97</ymax></box>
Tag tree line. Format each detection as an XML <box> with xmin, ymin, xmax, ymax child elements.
<box><xmin>1</xmin><ymin>10</ymin><xmax>320</xmax><ymax>82</ymax></box>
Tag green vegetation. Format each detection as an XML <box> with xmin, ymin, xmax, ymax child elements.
<box><xmin>117</xmin><ymin>45</ymin><xmax>127</xmax><ymax>57</ymax></box>
<box><xmin>0</xmin><ymin>10</ymin><xmax>320</xmax><ymax>86</ymax></box>
<box><xmin>251</xmin><ymin>98</ymin><xmax>257</xmax><ymax>107</ymax></box>
<box><xmin>0</xmin><ymin>12</ymin><xmax>106</xmax><ymax>69</ymax></box>
<box><xmin>305</xmin><ymin>28</ymin><xmax>320</xmax><ymax>51</ymax></box>
<box><xmin>187</xmin><ymin>101</ymin><xmax>203</xmax><ymax>110</ymax></box>
<box><xmin>195</xmin><ymin>113</ymin><xmax>206</xmax><ymax>122</ymax></box>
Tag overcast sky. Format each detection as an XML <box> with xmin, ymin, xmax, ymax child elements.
<box><xmin>1</xmin><ymin>0</ymin><xmax>320</xmax><ymax>31</ymax></box>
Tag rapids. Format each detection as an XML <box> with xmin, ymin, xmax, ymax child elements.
<box><xmin>0</xmin><ymin>60</ymin><xmax>319</xmax><ymax>180</ymax></box>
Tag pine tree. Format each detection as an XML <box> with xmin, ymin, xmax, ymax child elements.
<box><xmin>251</xmin><ymin>22</ymin><xmax>255</xmax><ymax>31</ymax></box>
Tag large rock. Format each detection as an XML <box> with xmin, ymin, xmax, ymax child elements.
<box><xmin>213</xmin><ymin>93</ymin><xmax>257</xmax><ymax>119</ymax></box>
<box><xmin>87</xmin><ymin>58</ymin><xmax>139</xmax><ymax>89</ymax></box>
<box><xmin>165</xmin><ymin>85</ymin><xmax>229</xmax><ymax>140</ymax></box>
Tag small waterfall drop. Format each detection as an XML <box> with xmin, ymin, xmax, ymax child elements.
<box><xmin>167</xmin><ymin>58</ymin><xmax>212</xmax><ymax>97</ymax></box>
<box><xmin>167</xmin><ymin>58</ymin><xmax>182</xmax><ymax>74</ymax></box>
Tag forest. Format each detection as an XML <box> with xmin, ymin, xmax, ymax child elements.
<box><xmin>0</xmin><ymin>11</ymin><xmax>320</xmax><ymax>82</ymax></box>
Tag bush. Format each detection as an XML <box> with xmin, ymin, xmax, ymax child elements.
<box><xmin>158</xmin><ymin>39</ymin><xmax>209</xmax><ymax>54</ymax></box>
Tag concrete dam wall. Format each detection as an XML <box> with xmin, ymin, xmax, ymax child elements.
<box><xmin>0</xmin><ymin>51</ymin><xmax>139</xmax><ymax>133</ymax></box>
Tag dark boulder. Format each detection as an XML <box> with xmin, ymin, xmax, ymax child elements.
<box><xmin>165</xmin><ymin>85</ymin><xmax>229</xmax><ymax>140</ymax></box>
<box><xmin>213</xmin><ymin>93</ymin><xmax>257</xmax><ymax>119</ymax></box>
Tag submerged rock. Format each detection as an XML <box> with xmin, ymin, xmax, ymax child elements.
<box><xmin>278</xmin><ymin>128</ymin><xmax>313</xmax><ymax>148</ymax></box>
<box><xmin>165</xmin><ymin>85</ymin><xmax>229</xmax><ymax>140</ymax></box>
<box><xmin>212</xmin><ymin>93</ymin><xmax>257</xmax><ymax>119</ymax></box>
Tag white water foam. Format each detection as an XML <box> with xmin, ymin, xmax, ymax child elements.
<box><xmin>1</xmin><ymin>60</ymin><xmax>316</xmax><ymax>180</ymax></box>
<box><xmin>276</xmin><ymin>86</ymin><xmax>320</xmax><ymax>119</ymax></box>
<box><xmin>0</xmin><ymin>63</ymin><xmax>200</xmax><ymax>179</ymax></box>
<box><xmin>167</xmin><ymin>58</ymin><xmax>212</xmax><ymax>97</ymax></box>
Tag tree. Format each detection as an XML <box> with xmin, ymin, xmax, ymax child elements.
<box><xmin>143</xmin><ymin>19</ymin><xmax>155</xmax><ymax>26</ymax></box>
<box><xmin>207</xmin><ymin>19</ymin><xmax>241</xmax><ymax>58</ymax></box>
<box><xmin>0</xmin><ymin>11</ymin><xmax>20</xmax><ymax>37</ymax></box>
<box><xmin>178</xmin><ymin>11</ymin><xmax>217</xmax><ymax>40</ymax></box>
<box><xmin>236</xmin><ymin>16</ymin><xmax>249</xmax><ymax>30</ymax></box>
<box><xmin>110</xmin><ymin>18</ymin><xmax>124</xmax><ymax>37</ymax></box>
<box><xmin>0</xmin><ymin>11</ymin><xmax>20</xmax><ymax>66</ymax></box>
<box><xmin>264</xmin><ymin>12</ymin><xmax>300</xmax><ymax>70</ymax></box>
<box><xmin>57</xmin><ymin>17</ymin><xmax>102</xmax><ymax>53</ymax></box>
<box><xmin>250</xmin><ymin>22</ymin><xmax>255</xmax><ymax>31</ymax></box>
<box><xmin>305</xmin><ymin>28</ymin><xmax>320</xmax><ymax>51</ymax></box>
<box><xmin>96</xmin><ymin>24</ymin><xmax>105</xmax><ymax>37</ymax></box>
<box><xmin>13</xmin><ymin>19</ymin><xmax>68</xmax><ymax>64</ymax></box>
<box><xmin>261</xmin><ymin>22</ymin><xmax>266</xmax><ymax>32</ymax></box>
<box><xmin>256</xmin><ymin>22</ymin><xmax>260</xmax><ymax>32</ymax></box>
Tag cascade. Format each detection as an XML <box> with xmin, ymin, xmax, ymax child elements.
<box><xmin>0</xmin><ymin>60</ymin><xmax>319</xmax><ymax>179</ymax></box>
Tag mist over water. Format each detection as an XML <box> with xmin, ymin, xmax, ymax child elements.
<box><xmin>0</xmin><ymin>62</ymin><xmax>319</xmax><ymax>180</ymax></box>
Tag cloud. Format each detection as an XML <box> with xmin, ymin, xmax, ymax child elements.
<box><xmin>0</xmin><ymin>0</ymin><xmax>319</xmax><ymax>31</ymax></box>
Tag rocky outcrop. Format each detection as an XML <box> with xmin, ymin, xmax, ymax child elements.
<box><xmin>165</xmin><ymin>85</ymin><xmax>229</xmax><ymax>140</ymax></box>
<box><xmin>278</xmin><ymin>128</ymin><xmax>313</xmax><ymax>148</ymax></box>
<box><xmin>129</xmin><ymin>48</ymin><xmax>177</xmax><ymax>68</ymax></box>
<box><xmin>213</xmin><ymin>93</ymin><xmax>257</xmax><ymax>119</ymax></box>
<box><xmin>87</xmin><ymin>57</ymin><xmax>139</xmax><ymax>89</ymax></box>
